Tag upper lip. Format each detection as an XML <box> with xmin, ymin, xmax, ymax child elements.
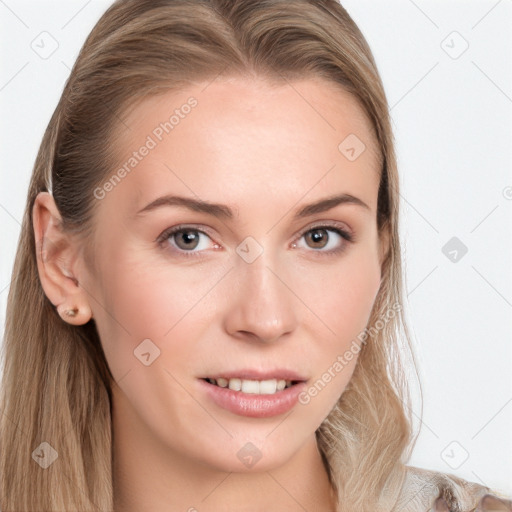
<box><xmin>201</xmin><ymin>369</ymin><xmax>307</xmax><ymax>381</ymax></box>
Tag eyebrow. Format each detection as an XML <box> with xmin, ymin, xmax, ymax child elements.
<box><xmin>135</xmin><ymin>193</ymin><xmax>370</xmax><ymax>219</ymax></box>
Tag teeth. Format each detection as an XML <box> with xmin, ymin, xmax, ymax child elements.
<box><xmin>207</xmin><ymin>377</ymin><xmax>293</xmax><ymax>394</ymax></box>
<box><xmin>241</xmin><ymin>380</ymin><xmax>260</xmax><ymax>394</ymax></box>
<box><xmin>217</xmin><ymin>377</ymin><xmax>228</xmax><ymax>388</ymax></box>
<box><xmin>259</xmin><ymin>380</ymin><xmax>277</xmax><ymax>394</ymax></box>
<box><xmin>228</xmin><ymin>378</ymin><xmax>242</xmax><ymax>391</ymax></box>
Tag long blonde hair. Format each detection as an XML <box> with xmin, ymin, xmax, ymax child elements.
<box><xmin>0</xmin><ymin>1</ymin><xmax>419</xmax><ymax>510</ymax></box>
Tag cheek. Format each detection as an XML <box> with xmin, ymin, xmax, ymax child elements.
<box><xmin>293</xmin><ymin>246</ymin><xmax>381</xmax><ymax>406</ymax></box>
<box><xmin>294</xmin><ymin>249</ymin><xmax>382</xmax><ymax>343</ymax></box>
<box><xmin>89</xmin><ymin>247</ymin><xmax>227</xmax><ymax>382</ymax></box>
<box><xmin>334</xmin><ymin>262</ymin><xmax>381</xmax><ymax>335</ymax></box>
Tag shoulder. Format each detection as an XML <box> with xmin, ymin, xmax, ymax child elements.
<box><xmin>391</xmin><ymin>465</ymin><xmax>512</xmax><ymax>511</ymax></box>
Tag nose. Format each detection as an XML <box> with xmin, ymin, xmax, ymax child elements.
<box><xmin>222</xmin><ymin>250</ymin><xmax>298</xmax><ymax>344</ymax></box>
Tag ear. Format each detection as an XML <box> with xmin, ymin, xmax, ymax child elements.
<box><xmin>32</xmin><ymin>192</ymin><xmax>93</xmax><ymax>325</ymax></box>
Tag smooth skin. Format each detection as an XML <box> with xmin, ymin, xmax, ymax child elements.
<box><xmin>33</xmin><ymin>76</ymin><xmax>387</xmax><ymax>512</ymax></box>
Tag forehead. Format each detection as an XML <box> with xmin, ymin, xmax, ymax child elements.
<box><xmin>106</xmin><ymin>76</ymin><xmax>381</xmax><ymax>215</ymax></box>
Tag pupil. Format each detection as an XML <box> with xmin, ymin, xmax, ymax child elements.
<box><xmin>307</xmin><ymin>229</ymin><xmax>328</xmax><ymax>248</ymax></box>
<box><xmin>176</xmin><ymin>230</ymin><xmax>199</xmax><ymax>250</ymax></box>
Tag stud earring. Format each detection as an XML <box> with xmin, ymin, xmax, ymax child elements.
<box><xmin>64</xmin><ymin>307</ymin><xmax>79</xmax><ymax>318</ymax></box>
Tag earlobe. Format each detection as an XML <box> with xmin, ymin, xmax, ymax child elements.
<box><xmin>55</xmin><ymin>303</ymin><xmax>93</xmax><ymax>326</ymax></box>
<box><xmin>32</xmin><ymin>192</ymin><xmax>93</xmax><ymax>325</ymax></box>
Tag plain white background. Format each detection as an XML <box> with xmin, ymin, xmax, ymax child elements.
<box><xmin>1</xmin><ymin>0</ymin><xmax>511</xmax><ymax>497</ymax></box>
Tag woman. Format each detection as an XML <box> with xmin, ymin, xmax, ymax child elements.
<box><xmin>0</xmin><ymin>0</ymin><xmax>510</xmax><ymax>510</ymax></box>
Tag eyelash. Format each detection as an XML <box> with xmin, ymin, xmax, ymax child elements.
<box><xmin>156</xmin><ymin>223</ymin><xmax>354</xmax><ymax>259</ymax></box>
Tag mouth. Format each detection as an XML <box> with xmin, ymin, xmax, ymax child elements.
<box><xmin>199</xmin><ymin>374</ymin><xmax>308</xmax><ymax>418</ymax></box>
<box><xmin>201</xmin><ymin>377</ymin><xmax>302</xmax><ymax>395</ymax></box>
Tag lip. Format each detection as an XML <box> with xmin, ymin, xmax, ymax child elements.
<box><xmin>198</xmin><ymin>378</ymin><xmax>308</xmax><ymax>418</ymax></box>
<box><xmin>200</xmin><ymin>369</ymin><xmax>308</xmax><ymax>381</ymax></box>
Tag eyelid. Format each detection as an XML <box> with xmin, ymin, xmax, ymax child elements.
<box><xmin>295</xmin><ymin>220</ymin><xmax>354</xmax><ymax>240</ymax></box>
<box><xmin>155</xmin><ymin>224</ymin><xmax>217</xmax><ymax>244</ymax></box>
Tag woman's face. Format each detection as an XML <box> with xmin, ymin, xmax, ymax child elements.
<box><xmin>80</xmin><ymin>76</ymin><xmax>385</xmax><ymax>472</ymax></box>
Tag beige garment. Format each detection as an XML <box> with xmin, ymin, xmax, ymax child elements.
<box><xmin>390</xmin><ymin>465</ymin><xmax>512</xmax><ymax>511</ymax></box>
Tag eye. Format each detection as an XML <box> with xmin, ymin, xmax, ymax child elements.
<box><xmin>157</xmin><ymin>225</ymin><xmax>218</xmax><ymax>257</ymax></box>
<box><xmin>293</xmin><ymin>224</ymin><xmax>353</xmax><ymax>255</ymax></box>
<box><xmin>156</xmin><ymin>222</ymin><xmax>354</xmax><ymax>258</ymax></box>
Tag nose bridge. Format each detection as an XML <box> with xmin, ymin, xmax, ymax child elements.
<box><xmin>224</xmin><ymin>242</ymin><xmax>298</xmax><ymax>342</ymax></box>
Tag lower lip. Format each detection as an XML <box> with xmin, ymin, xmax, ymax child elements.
<box><xmin>199</xmin><ymin>379</ymin><xmax>307</xmax><ymax>418</ymax></box>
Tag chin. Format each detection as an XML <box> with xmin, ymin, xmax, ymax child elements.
<box><xmin>230</xmin><ymin>434</ymin><xmax>306</xmax><ymax>472</ymax></box>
